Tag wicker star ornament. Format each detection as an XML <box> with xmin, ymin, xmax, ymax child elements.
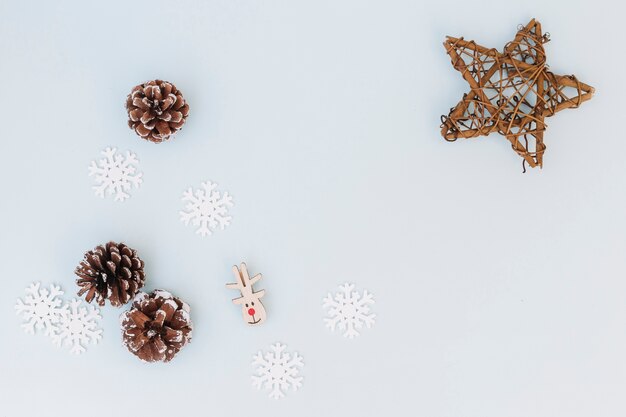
<box><xmin>440</xmin><ymin>19</ymin><xmax>594</xmax><ymax>170</ymax></box>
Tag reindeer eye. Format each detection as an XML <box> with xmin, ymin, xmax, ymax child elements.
<box><xmin>245</xmin><ymin>303</ymin><xmax>249</xmax><ymax>307</ymax></box>
<box><xmin>251</xmin><ymin>301</ymin><xmax>255</xmax><ymax>306</ymax></box>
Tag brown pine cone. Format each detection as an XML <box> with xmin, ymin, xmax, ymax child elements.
<box><xmin>125</xmin><ymin>80</ymin><xmax>189</xmax><ymax>143</ymax></box>
<box><xmin>120</xmin><ymin>290</ymin><xmax>193</xmax><ymax>363</ymax></box>
<box><xmin>75</xmin><ymin>242</ymin><xmax>146</xmax><ymax>307</ymax></box>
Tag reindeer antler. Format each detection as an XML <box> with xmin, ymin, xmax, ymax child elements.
<box><xmin>226</xmin><ymin>264</ymin><xmax>246</xmax><ymax>290</ymax></box>
<box><xmin>226</xmin><ymin>263</ymin><xmax>264</xmax><ymax>299</ymax></box>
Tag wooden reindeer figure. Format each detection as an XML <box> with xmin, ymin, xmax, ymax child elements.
<box><xmin>226</xmin><ymin>263</ymin><xmax>267</xmax><ymax>325</ymax></box>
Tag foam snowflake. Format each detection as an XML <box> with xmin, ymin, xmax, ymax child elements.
<box><xmin>51</xmin><ymin>299</ymin><xmax>103</xmax><ymax>354</ymax></box>
<box><xmin>323</xmin><ymin>283</ymin><xmax>376</xmax><ymax>338</ymax></box>
<box><xmin>252</xmin><ymin>343</ymin><xmax>304</xmax><ymax>399</ymax></box>
<box><xmin>179</xmin><ymin>181</ymin><xmax>234</xmax><ymax>237</ymax></box>
<box><xmin>89</xmin><ymin>147</ymin><xmax>143</xmax><ymax>201</ymax></box>
<box><xmin>15</xmin><ymin>282</ymin><xmax>65</xmax><ymax>336</ymax></box>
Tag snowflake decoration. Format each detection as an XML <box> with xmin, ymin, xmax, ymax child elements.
<box><xmin>89</xmin><ymin>147</ymin><xmax>143</xmax><ymax>201</ymax></box>
<box><xmin>15</xmin><ymin>282</ymin><xmax>65</xmax><ymax>336</ymax></box>
<box><xmin>51</xmin><ymin>299</ymin><xmax>103</xmax><ymax>354</ymax></box>
<box><xmin>179</xmin><ymin>181</ymin><xmax>234</xmax><ymax>237</ymax></box>
<box><xmin>252</xmin><ymin>343</ymin><xmax>304</xmax><ymax>400</ymax></box>
<box><xmin>323</xmin><ymin>283</ymin><xmax>376</xmax><ymax>338</ymax></box>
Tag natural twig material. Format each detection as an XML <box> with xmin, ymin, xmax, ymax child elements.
<box><xmin>440</xmin><ymin>19</ymin><xmax>594</xmax><ymax>170</ymax></box>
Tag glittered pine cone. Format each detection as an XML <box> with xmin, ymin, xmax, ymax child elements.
<box><xmin>125</xmin><ymin>80</ymin><xmax>189</xmax><ymax>143</ymax></box>
<box><xmin>120</xmin><ymin>290</ymin><xmax>193</xmax><ymax>363</ymax></box>
<box><xmin>75</xmin><ymin>242</ymin><xmax>146</xmax><ymax>307</ymax></box>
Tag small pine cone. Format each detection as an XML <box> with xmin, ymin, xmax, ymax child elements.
<box><xmin>120</xmin><ymin>290</ymin><xmax>193</xmax><ymax>363</ymax></box>
<box><xmin>75</xmin><ymin>242</ymin><xmax>146</xmax><ymax>307</ymax></box>
<box><xmin>125</xmin><ymin>80</ymin><xmax>190</xmax><ymax>143</ymax></box>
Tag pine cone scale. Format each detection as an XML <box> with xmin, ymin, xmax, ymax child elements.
<box><xmin>76</xmin><ymin>284</ymin><xmax>90</xmax><ymax>297</ymax></box>
<box><xmin>87</xmin><ymin>254</ymin><xmax>102</xmax><ymax>271</ymax></box>
<box><xmin>157</xmin><ymin>121</ymin><xmax>171</xmax><ymax>135</ymax></box>
<box><xmin>110</xmin><ymin>251</ymin><xmax>121</xmax><ymax>264</ymax></box>
<box><xmin>162</xmin><ymin>96</ymin><xmax>174</xmax><ymax>110</ymax></box>
<box><xmin>170</xmin><ymin>310</ymin><xmax>190</xmax><ymax>329</ymax></box>
<box><xmin>170</xmin><ymin>112</ymin><xmax>182</xmax><ymax>123</ymax></box>
<box><xmin>84</xmin><ymin>290</ymin><xmax>96</xmax><ymax>304</ymax></box>
<box><xmin>161</xmin><ymin>301</ymin><xmax>176</xmax><ymax>321</ymax></box>
<box><xmin>129</xmin><ymin>309</ymin><xmax>150</xmax><ymax>328</ymax></box>
<box><xmin>153</xmin><ymin>310</ymin><xmax>167</xmax><ymax>328</ymax></box>
<box><xmin>76</xmin><ymin>272</ymin><xmax>92</xmax><ymax>281</ymax></box>
<box><xmin>140</xmin><ymin>112</ymin><xmax>154</xmax><ymax>124</ymax></box>
<box><xmin>109</xmin><ymin>286</ymin><xmax>120</xmax><ymax>306</ymax></box>
<box><xmin>129</xmin><ymin>109</ymin><xmax>142</xmax><ymax>121</ymax></box>
<box><xmin>135</xmin><ymin>124</ymin><xmax>151</xmax><ymax>137</ymax></box>
<box><xmin>129</xmin><ymin>334</ymin><xmax>149</xmax><ymax>352</ymax></box>
<box><xmin>159</xmin><ymin>112</ymin><xmax>172</xmax><ymax>122</ymax></box>
<box><xmin>132</xmin><ymin>97</ymin><xmax>148</xmax><ymax>110</ymax></box>
<box><xmin>152</xmin><ymin>337</ymin><xmax>167</xmax><ymax>354</ymax></box>
<box><xmin>152</xmin><ymin>87</ymin><xmax>162</xmax><ymax>101</ymax></box>
<box><xmin>119</xmin><ymin>267</ymin><xmax>130</xmax><ymax>280</ymax></box>
<box><xmin>105</xmin><ymin>261</ymin><xmax>115</xmax><ymax>274</ymax></box>
<box><xmin>163</xmin><ymin>327</ymin><xmax>182</xmax><ymax>343</ymax></box>
<box><xmin>127</xmin><ymin>280</ymin><xmax>137</xmax><ymax>296</ymax></box>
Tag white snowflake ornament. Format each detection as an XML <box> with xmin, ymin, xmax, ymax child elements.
<box><xmin>89</xmin><ymin>147</ymin><xmax>143</xmax><ymax>201</ymax></box>
<box><xmin>323</xmin><ymin>283</ymin><xmax>376</xmax><ymax>338</ymax></box>
<box><xmin>252</xmin><ymin>343</ymin><xmax>304</xmax><ymax>400</ymax></box>
<box><xmin>179</xmin><ymin>181</ymin><xmax>234</xmax><ymax>237</ymax></box>
<box><xmin>15</xmin><ymin>282</ymin><xmax>65</xmax><ymax>335</ymax></box>
<box><xmin>51</xmin><ymin>299</ymin><xmax>103</xmax><ymax>354</ymax></box>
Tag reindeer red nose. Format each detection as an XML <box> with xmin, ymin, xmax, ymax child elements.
<box><xmin>247</xmin><ymin>308</ymin><xmax>256</xmax><ymax>316</ymax></box>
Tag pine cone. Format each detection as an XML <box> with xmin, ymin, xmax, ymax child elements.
<box><xmin>75</xmin><ymin>242</ymin><xmax>146</xmax><ymax>307</ymax></box>
<box><xmin>120</xmin><ymin>290</ymin><xmax>193</xmax><ymax>363</ymax></box>
<box><xmin>125</xmin><ymin>80</ymin><xmax>190</xmax><ymax>143</ymax></box>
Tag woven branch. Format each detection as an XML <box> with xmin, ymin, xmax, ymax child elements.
<box><xmin>440</xmin><ymin>19</ymin><xmax>594</xmax><ymax>170</ymax></box>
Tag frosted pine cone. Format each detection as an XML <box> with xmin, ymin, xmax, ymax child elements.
<box><xmin>125</xmin><ymin>80</ymin><xmax>189</xmax><ymax>143</ymax></box>
<box><xmin>75</xmin><ymin>242</ymin><xmax>146</xmax><ymax>307</ymax></box>
<box><xmin>120</xmin><ymin>290</ymin><xmax>193</xmax><ymax>363</ymax></box>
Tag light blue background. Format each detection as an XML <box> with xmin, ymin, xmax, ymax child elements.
<box><xmin>1</xmin><ymin>0</ymin><xmax>624</xmax><ymax>416</ymax></box>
